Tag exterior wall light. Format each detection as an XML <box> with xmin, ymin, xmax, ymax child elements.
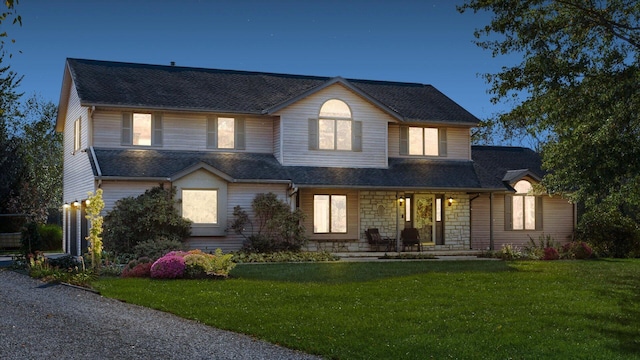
<box><xmin>448</xmin><ymin>197</ymin><xmax>454</xmax><ymax>206</ymax></box>
<box><xmin>398</xmin><ymin>196</ymin><xmax>404</xmax><ymax>206</ymax></box>
<box><xmin>63</xmin><ymin>203</ymin><xmax>70</xmax><ymax>209</ymax></box>
<box><xmin>85</xmin><ymin>199</ymin><xmax>91</xmax><ymax>206</ymax></box>
<box><xmin>73</xmin><ymin>200</ymin><xmax>81</xmax><ymax>207</ymax></box>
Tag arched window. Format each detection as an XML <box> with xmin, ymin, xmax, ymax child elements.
<box><xmin>318</xmin><ymin>99</ymin><xmax>352</xmax><ymax>150</ymax></box>
<box><xmin>512</xmin><ymin>180</ymin><xmax>536</xmax><ymax>230</ymax></box>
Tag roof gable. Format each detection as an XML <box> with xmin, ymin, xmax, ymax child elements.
<box><xmin>61</xmin><ymin>58</ymin><xmax>480</xmax><ymax>126</ymax></box>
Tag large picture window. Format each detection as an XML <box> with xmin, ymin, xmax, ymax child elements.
<box><xmin>182</xmin><ymin>189</ymin><xmax>218</xmax><ymax>224</ymax></box>
<box><xmin>314</xmin><ymin>194</ymin><xmax>347</xmax><ymax>233</ymax></box>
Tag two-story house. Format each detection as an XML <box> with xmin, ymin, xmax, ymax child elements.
<box><xmin>56</xmin><ymin>59</ymin><xmax>576</xmax><ymax>255</ymax></box>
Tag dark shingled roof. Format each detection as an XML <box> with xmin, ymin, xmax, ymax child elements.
<box><xmin>89</xmin><ymin>148</ymin><xmax>490</xmax><ymax>190</ymax></box>
<box><xmin>89</xmin><ymin>146</ymin><xmax>543</xmax><ymax>191</ymax></box>
<box><xmin>471</xmin><ymin>146</ymin><xmax>544</xmax><ymax>188</ymax></box>
<box><xmin>66</xmin><ymin>58</ymin><xmax>480</xmax><ymax>125</ymax></box>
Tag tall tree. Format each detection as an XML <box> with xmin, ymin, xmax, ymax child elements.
<box><xmin>5</xmin><ymin>95</ymin><xmax>62</xmax><ymax>222</ymax></box>
<box><xmin>459</xmin><ymin>0</ymin><xmax>640</xmax><ymax>217</ymax></box>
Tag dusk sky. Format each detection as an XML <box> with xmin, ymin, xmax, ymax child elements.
<box><xmin>7</xmin><ymin>0</ymin><xmax>521</xmax><ymax>129</ymax></box>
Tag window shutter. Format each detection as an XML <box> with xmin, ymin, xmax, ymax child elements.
<box><xmin>504</xmin><ymin>194</ymin><xmax>513</xmax><ymax>231</ymax></box>
<box><xmin>207</xmin><ymin>116</ymin><xmax>217</xmax><ymax>148</ymax></box>
<box><xmin>152</xmin><ymin>113</ymin><xmax>163</xmax><ymax>146</ymax></box>
<box><xmin>121</xmin><ymin>113</ymin><xmax>132</xmax><ymax>145</ymax></box>
<box><xmin>352</xmin><ymin>121</ymin><xmax>362</xmax><ymax>152</ymax></box>
<box><xmin>235</xmin><ymin>118</ymin><xmax>245</xmax><ymax>150</ymax></box>
<box><xmin>308</xmin><ymin>118</ymin><xmax>318</xmax><ymax>150</ymax></box>
<box><xmin>438</xmin><ymin>128</ymin><xmax>448</xmax><ymax>157</ymax></box>
<box><xmin>535</xmin><ymin>196</ymin><xmax>543</xmax><ymax>230</ymax></box>
<box><xmin>399</xmin><ymin>126</ymin><xmax>408</xmax><ymax>155</ymax></box>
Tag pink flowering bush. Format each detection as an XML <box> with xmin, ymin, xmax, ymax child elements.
<box><xmin>147</xmin><ymin>249</ymin><xmax>236</xmax><ymax>279</ymax></box>
<box><xmin>150</xmin><ymin>255</ymin><xmax>186</xmax><ymax>279</ymax></box>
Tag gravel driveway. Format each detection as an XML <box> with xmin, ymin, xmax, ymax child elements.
<box><xmin>0</xmin><ymin>270</ymin><xmax>321</xmax><ymax>359</ymax></box>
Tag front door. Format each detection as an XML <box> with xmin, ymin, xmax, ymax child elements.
<box><xmin>414</xmin><ymin>194</ymin><xmax>434</xmax><ymax>243</ymax></box>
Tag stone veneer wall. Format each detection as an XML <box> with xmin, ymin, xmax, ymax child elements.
<box><xmin>439</xmin><ymin>192</ymin><xmax>470</xmax><ymax>250</ymax></box>
<box><xmin>305</xmin><ymin>191</ymin><xmax>471</xmax><ymax>252</ymax></box>
<box><xmin>359</xmin><ymin>191</ymin><xmax>400</xmax><ymax>250</ymax></box>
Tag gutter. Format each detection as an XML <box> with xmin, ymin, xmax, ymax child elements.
<box><xmin>89</xmin><ymin>147</ymin><xmax>103</xmax><ymax>187</ymax></box>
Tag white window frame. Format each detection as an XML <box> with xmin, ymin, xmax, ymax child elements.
<box><xmin>313</xmin><ymin>194</ymin><xmax>347</xmax><ymax>234</ymax></box>
<box><xmin>182</xmin><ymin>189</ymin><xmax>218</xmax><ymax>225</ymax></box>
<box><xmin>512</xmin><ymin>180</ymin><xmax>536</xmax><ymax>230</ymax></box>
<box><xmin>408</xmin><ymin>127</ymin><xmax>439</xmax><ymax>156</ymax></box>
<box><xmin>73</xmin><ymin>117</ymin><xmax>81</xmax><ymax>152</ymax></box>
<box><xmin>318</xmin><ymin>99</ymin><xmax>352</xmax><ymax>151</ymax></box>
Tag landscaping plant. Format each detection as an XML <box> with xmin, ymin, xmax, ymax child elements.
<box><xmin>85</xmin><ymin>189</ymin><xmax>104</xmax><ymax>269</ymax></box>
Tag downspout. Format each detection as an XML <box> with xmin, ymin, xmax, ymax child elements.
<box><xmin>489</xmin><ymin>192</ymin><xmax>494</xmax><ymax>251</ymax></box>
<box><xmin>395</xmin><ymin>191</ymin><xmax>400</xmax><ymax>252</ymax></box>
<box><xmin>89</xmin><ymin>146</ymin><xmax>102</xmax><ymax>188</ymax></box>
<box><xmin>468</xmin><ymin>194</ymin><xmax>480</xmax><ymax>250</ymax></box>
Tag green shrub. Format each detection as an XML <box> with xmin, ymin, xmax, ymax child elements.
<box><xmin>230</xmin><ymin>193</ymin><xmax>307</xmax><ymax>253</ymax></box>
<box><xmin>232</xmin><ymin>250</ymin><xmax>339</xmax><ymax>263</ymax></box>
<box><xmin>561</xmin><ymin>241</ymin><xmax>594</xmax><ymax>259</ymax></box>
<box><xmin>496</xmin><ymin>244</ymin><xmax>524</xmax><ymax>260</ymax></box>
<box><xmin>576</xmin><ymin>208</ymin><xmax>640</xmax><ymax>258</ymax></box>
<box><xmin>48</xmin><ymin>255</ymin><xmax>81</xmax><ymax>269</ymax></box>
<box><xmin>523</xmin><ymin>234</ymin><xmax>559</xmax><ymax>260</ymax></box>
<box><xmin>38</xmin><ymin>224</ymin><xmax>62</xmax><ymax>251</ymax></box>
<box><xmin>133</xmin><ymin>237</ymin><xmax>186</xmax><ymax>260</ymax></box>
<box><xmin>103</xmin><ymin>185</ymin><xmax>192</xmax><ymax>254</ymax></box>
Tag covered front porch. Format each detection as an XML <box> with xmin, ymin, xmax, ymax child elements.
<box><xmin>300</xmin><ymin>189</ymin><xmax>471</xmax><ymax>253</ymax></box>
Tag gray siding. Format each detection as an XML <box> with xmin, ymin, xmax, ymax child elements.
<box><xmin>276</xmin><ymin>84</ymin><xmax>391</xmax><ymax>168</ymax></box>
<box><xmin>62</xmin><ymin>80</ymin><xmax>97</xmax><ymax>204</ymax></box>
<box><xmin>92</xmin><ymin>110</ymin><xmax>273</xmax><ymax>153</ymax></box>
<box><xmin>470</xmin><ymin>193</ymin><xmax>575</xmax><ymax>250</ymax></box>
<box><xmin>388</xmin><ymin>125</ymin><xmax>472</xmax><ymax>160</ymax></box>
<box><xmin>299</xmin><ymin>188</ymin><xmax>360</xmax><ymax>241</ymax></box>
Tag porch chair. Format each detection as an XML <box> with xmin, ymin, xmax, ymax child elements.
<box><xmin>401</xmin><ymin>227</ymin><xmax>422</xmax><ymax>252</ymax></box>
<box><xmin>365</xmin><ymin>228</ymin><xmax>393</xmax><ymax>252</ymax></box>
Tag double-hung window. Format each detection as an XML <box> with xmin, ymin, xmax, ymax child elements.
<box><xmin>309</xmin><ymin>99</ymin><xmax>362</xmax><ymax>152</ymax></box>
<box><xmin>207</xmin><ymin>116</ymin><xmax>245</xmax><ymax>150</ymax></box>
<box><xmin>505</xmin><ymin>180</ymin><xmax>543</xmax><ymax>230</ymax></box>
<box><xmin>400</xmin><ymin>126</ymin><xmax>447</xmax><ymax>157</ymax></box>
<box><xmin>122</xmin><ymin>112</ymin><xmax>163</xmax><ymax>146</ymax></box>
<box><xmin>314</xmin><ymin>194</ymin><xmax>347</xmax><ymax>233</ymax></box>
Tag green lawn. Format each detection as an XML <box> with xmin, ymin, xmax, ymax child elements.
<box><xmin>92</xmin><ymin>260</ymin><xmax>640</xmax><ymax>359</ymax></box>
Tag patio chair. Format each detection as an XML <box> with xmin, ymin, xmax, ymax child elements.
<box><xmin>401</xmin><ymin>227</ymin><xmax>422</xmax><ymax>252</ymax></box>
<box><xmin>365</xmin><ymin>228</ymin><xmax>393</xmax><ymax>252</ymax></box>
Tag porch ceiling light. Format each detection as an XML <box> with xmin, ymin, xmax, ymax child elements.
<box><xmin>448</xmin><ymin>197</ymin><xmax>454</xmax><ymax>206</ymax></box>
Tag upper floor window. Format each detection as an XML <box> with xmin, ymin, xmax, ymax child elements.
<box><xmin>74</xmin><ymin>117</ymin><xmax>81</xmax><ymax>152</ymax></box>
<box><xmin>309</xmin><ymin>99</ymin><xmax>362</xmax><ymax>152</ymax></box>
<box><xmin>400</xmin><ymin>126</ymin><xmax>447</xmax><ymax>157</ymax></box>
<box><xmin>122</xmin><ymin>112</ymin><xmax>163</xmax><ymax>146</ymax></box>
<box><xmin>506</xmin><ymin>180</ymin><xmax>542</xmax><ymax>231</ymax></box>
<box><xmin>207</xmin><ymin>116</ymin><xmax>245</xmax><ymax>150</ymax></box>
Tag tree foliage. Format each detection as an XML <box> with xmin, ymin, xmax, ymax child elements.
<box><xmin>230</xmin><ymin>192</ymin><xmax>307</xmax><ymax>252</ymax></box>
<box><xmin>459</xmin><ymin>1</ymin><xmax>640</xmax><ymax>218</ymax></box>
<box><xmin>102</xmin><ymin>185</ymin><xmax>192</xmax><ymax>254</ymax></box>
<box><xmin>3</xmin><ymin>95</ymin><xmax>62</xmax><ymax>221</ymax></box>
<box><xmin>86</xmin><ymin>189</ymin><xmax>104</xmax><ymax>269</ymax></box>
